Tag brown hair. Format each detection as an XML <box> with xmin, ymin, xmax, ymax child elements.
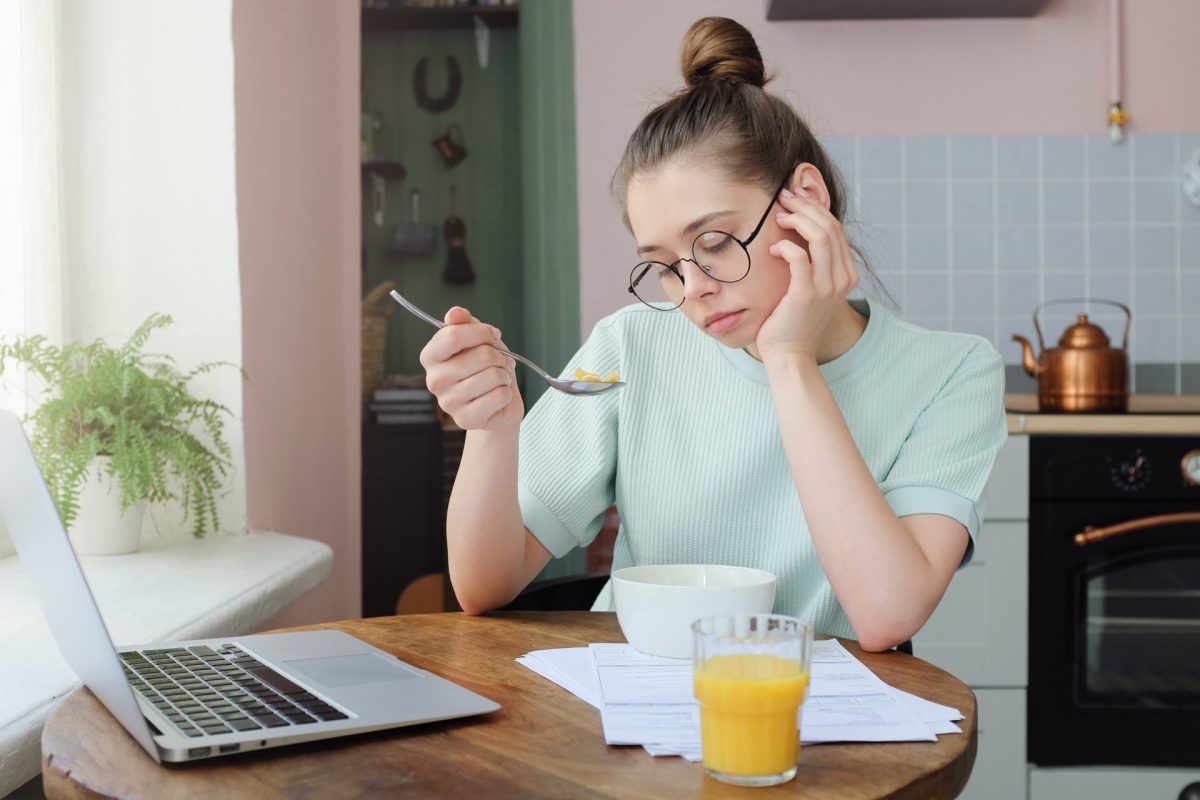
<box><xmin>612</xmin><ymin>17</ymin><xmax>889</xmax><ymax>301</ymax></box>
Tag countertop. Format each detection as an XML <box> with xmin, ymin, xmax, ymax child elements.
<box><xmin>1005</xmin><ymin>394</ymin><xmax>1200</xmax><ymax>435</ymax></box>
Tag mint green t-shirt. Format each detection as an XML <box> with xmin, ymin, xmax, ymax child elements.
<box><xmin>516</xmin><ymin>298</ymin><xmax>1008</xmax><ymax>640</ymax></box>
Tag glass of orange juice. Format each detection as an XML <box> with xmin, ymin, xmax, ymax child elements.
<box><xmin>692</xmin><ymin>614</ymin><xmax>813</xmax><ymax>787</ymax></box>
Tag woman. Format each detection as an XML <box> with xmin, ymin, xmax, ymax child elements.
<box><xmin>419</xmin><ymin>16</ymin><xmax>1007</xmax><ymax>651</ymax></box>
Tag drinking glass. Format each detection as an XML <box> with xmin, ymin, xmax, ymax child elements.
<box><xmin>692</xmin><ymin>614</ymin><xmax>813</xmax><ymax>787</ymax></box>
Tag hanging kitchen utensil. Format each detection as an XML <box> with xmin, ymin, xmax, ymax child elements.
<box><xmin>1011</xmin><ymin>298</ymin><xmax>1131</xmax><ymax>413</ymax></box>
<box><xmin>432</xmin><ymin>124</ymin><xmax>468</xmax><ymax>168</ymax></box>
<box><xmin>362</xmin><ymin>161</ymin><xmax>406</xmax><ymax>229</ymax></box>
<box><xmin>474</xmin><ymin>14</ymin><xmax>490</xmax><ymax>69</ymax></box>
<box><xmin>442</xmin><ymin>184</ymin><xmax>475</xmax><ymax>285</ymax></box>
<box><xmin>360</xmin><ymin>110</ymin><xmax>382</xmax><ymax>163</ymax></box>
<box><xmin>369</xmin><ymin>173</ymin><xmax>387</xmax><ymax>228</ymax></box>
<box><xmin>389</xmin><ymin>188</ymin><xmax>437</xmax><ymax>256</ymax></box>
<box><xmin>413</xmin><ymin>55</ymin><xmax>462</xmax><ymax>114</ymax></box>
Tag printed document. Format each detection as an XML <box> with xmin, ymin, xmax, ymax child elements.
<box><xmin>516</xmin><ymin>639</ymin><xmax>962</xmax><ymax>760</ymax></box>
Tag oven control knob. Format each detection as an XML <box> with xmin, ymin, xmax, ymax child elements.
<box><xmin>1183</xmin><ymin>450</ymin><xmax>1200</xmax><ymax>487</ymax></box>
<box><xmin>1178</xmin><ymin>782</ymin><xmax>1200</xmax><ymax>800</ymax></box>
<box><xmin>1108</xmin><ymin>450</ymin><xmax>1151</xmax><ymax>491</ymax></box>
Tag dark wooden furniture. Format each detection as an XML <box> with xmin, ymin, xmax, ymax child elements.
<box><xmin>500</xmin><ymin>573</ymin><xmax>609</xmax><ymax>611</ymax></box>
<box><xmin>766</xmin><ymin>0</ymin><xmax>1050</xmax><ymax>20</ymax></box>
<box><xmin>360</xmin><ymin>421</ymin><xmax>447</xmax><ymax>616</ymax></box>
<box><xmin>362</xmin><ymin>4</ymin><xmax>518</xmax><ymax>32</ymax></box>
<box><xmin>41</xmin><ymin>612</ymin><xmax>977</xmax><ymax>799</ymax></box>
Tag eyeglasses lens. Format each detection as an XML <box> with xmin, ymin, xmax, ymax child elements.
<box><xmin>629</xmin><ymin>232</ymin><xmax>749</xmax><ymax>309</ymax></box>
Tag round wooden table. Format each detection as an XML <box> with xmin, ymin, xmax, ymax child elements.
<box><xmin>41</xmin><ymin>612</ymin><xmax>976</xmax><ymax>799</ymax></box>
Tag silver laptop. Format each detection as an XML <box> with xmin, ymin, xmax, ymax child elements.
<box><xmin>0</xmin><ymin>409</ymin><xmax>498</xmax><ymax>762</ymax></box>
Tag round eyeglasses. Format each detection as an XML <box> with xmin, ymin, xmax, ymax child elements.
<box><xmin>627</xmin><ymin>175</ymin><xmax>789</xmax><ymax>310</ymax></box>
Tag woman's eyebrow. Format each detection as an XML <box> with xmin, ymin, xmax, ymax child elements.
<box><xmin>635</xmin><ymin>209</ymin><xmax>737</xmax><ymax>256</ymax></box>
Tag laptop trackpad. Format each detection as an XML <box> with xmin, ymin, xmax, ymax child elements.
<box><xmin>283</xmin><ymin>653</ymin><xmax>422</xmax><ymax>688</ymax></box>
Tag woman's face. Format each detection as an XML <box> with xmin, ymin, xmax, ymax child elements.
<box><xmin>626</xmin><ymin>163</ymin><xmax>799</xmax><ymax>350</ymax></box>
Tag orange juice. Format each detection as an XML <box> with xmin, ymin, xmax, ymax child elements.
<box><xmin>693</xmin><ymin>654</ymin><xmax>810</xmax><ymax>778</ymax></box>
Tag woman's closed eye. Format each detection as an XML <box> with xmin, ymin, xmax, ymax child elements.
<box><xmin>654</xmin><ymin>264</ymin><xmax>676</xmax><ymax>279</ymax></box>
<box><xmin>696</xmin><ymin>232</ymin><xmax>735</xmax><ymax>255</ymax></box>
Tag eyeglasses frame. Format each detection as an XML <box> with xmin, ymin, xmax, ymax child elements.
<box><xmin>627</xmin><ymin>173</ymin><xmax>792</xmax><ymax>310</ymax></box>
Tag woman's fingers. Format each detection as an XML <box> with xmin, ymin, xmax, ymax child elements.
<box><xmin>443</xmin><ymin>305</ymin><xmax>474</xmax><ymax>325</ymax></box>
<box><xmin>452</xmin><ymin>382</ymin><xmax>515</xmax><ymax>430</ymax></box>
<box><xmin>771</xmin><ymin>214</ymin><xmax>837</xmax><ymax>294</ymax></box>
<box><xmin>420</xmin><ymin>316</ymin><xmax>501</xmax><ymax>367</ymax></box>
<box><xmin>769</xmin><ymin>238</ymin><xmax>811</xmax><ymax>276</ymax></box>
<box><xmin>438</xmin><ymin>363</ymin><xmax>513</xmax><ymax>413</ymax></box>
<box><xmin>425</xmin><ymin>342</ymin><xmax>509</xmax><ymax>394</ymax></box>
<box><xmin>774</xmin><ymin>199</ymin><xmax>857</xmax><ymax>296</ymax></box>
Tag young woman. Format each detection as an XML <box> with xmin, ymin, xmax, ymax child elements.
<box><xmin>419</xmin><ymin>17</ymin><xmax>1007</xmax><ymax>651</ymax></box>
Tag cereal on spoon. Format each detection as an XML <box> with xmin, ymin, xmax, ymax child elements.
<box><xmin>574</xmin><ymin>368</ymin><xmax>620</xmax><ymax>383</ymax></box>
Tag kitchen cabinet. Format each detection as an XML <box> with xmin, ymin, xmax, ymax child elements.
<box><xmin>961</xmin><ymin>689</ymin><xmax>1027</xmax><ymax>800</ymax></box>
<box><xmin>914</xmin><ymin>435</ymin><xmax>1029</xmax><ymax>799</ymax></box>
<box><xmin>361</xmin><ymin>421</ymin><xmax>446</xmax><ymax>617</ymax></box>
<box><xmin>911</xmin><ymin>519</ymin><xmax>1027</xmax><ymax>686</ymax></box>
<box><xmin>914</xmin><ymin>436</ymin><xmax>1028</xmax><ymax>685</ymax></box>
<box><xmin>1030</xmin><ymin>768</ymin><xmax>1200</xmax><ymax>800</ymax></box>
<box><xmin>766</xmin><ymin>0</ymin><xmax>1050</xmax><ymax>20</ymax></box>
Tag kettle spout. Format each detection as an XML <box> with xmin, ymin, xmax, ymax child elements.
<box><xmin>1011</xmin><ymin>334</ymin><xmax>1041</xmax><ymax>376</ymax></box>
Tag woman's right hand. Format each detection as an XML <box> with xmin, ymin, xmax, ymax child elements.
<box><xmin>419</xmin><ymin>306</ymin><xmax>523</xmax><ymax>432</ymax></box>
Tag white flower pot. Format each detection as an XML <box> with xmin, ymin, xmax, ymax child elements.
<box><xmin>67</xmin><ymin>457</ymin><xmax>144</xmax><ymax>555</ymax></box>
<box><xmin>0</xmin><ymin>515</ymin><xmax>14</xmax><ymax>559</ymax></box>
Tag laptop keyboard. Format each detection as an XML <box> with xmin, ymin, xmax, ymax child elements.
<box><xmin>119</xmin><ymin>643</ymin><xmax>349</xmax><ymax>738</ymax></box>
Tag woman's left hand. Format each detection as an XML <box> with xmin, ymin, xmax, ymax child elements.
<box><xmin>755</xmin><ymin>187</ymin><xmax>860</xmax><ymax>360</ymax></box>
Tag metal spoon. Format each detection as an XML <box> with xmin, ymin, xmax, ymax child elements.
<box><xmin>389</xmin><ymin>290</ymin><xmax>624</xmax><ymax>397</ymax></box>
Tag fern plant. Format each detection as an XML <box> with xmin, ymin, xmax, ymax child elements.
<box><xmin>0</xmin><ymin>313</ymin><xmax>242</xmax><ymax>537</ymax></box>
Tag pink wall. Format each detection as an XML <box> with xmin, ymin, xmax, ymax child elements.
<box><xmin>233</xmin><ymin>0</ymin><xmax>362</xmax><ymax>627</ymax></box>
<box><xmin>573</xmin><ymin>0</ymin><xmax>1200</xmax><ymax>332</ymax></box>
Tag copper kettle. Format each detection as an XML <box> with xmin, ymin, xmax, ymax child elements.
<box><xmin>1011</xmin><ymin>299</ymin><xmax>1131</xmax><ymax>413</ymax></box>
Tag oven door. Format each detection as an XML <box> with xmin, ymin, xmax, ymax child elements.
<box><xmin>1029</xmin><ymin>503</ymin><xmax>1200</xmax><ymax>768</ymax></box>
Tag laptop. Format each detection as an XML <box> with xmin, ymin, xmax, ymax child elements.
<box><xmin>0</xmin><ymin>408</ymin><xmax>499</xmax><ymax>762</ymax></box>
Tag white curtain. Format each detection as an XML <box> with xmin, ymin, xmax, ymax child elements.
<box><xmin>0</xmin><ymin>0</ymin><xmax>67</xmax><ymax>417</ymax></box>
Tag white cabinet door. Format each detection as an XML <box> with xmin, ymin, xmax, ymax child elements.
<box><xmin>958</xmin><ymin>689</ymin><xmax>1027</xmax><ymax>800</ymax></box>
<box><xmin>984</xmin><ymin>435</ymin><xmax>1028</xmax><ymax>521</ymax></box>
<box><xmin>1031</xmin><ymin>767</ymin><xmax>1200</xmax><ymax>800</ymax></box>
<box><xmin>913</xmin><ymin>519</ymin><xmax>1028</xmax><ymax>686</ymax></box>
<box><xmin>913</xmin><ymin>434</ymin><xmax>1029</xmax><ymax>686</ymax></box>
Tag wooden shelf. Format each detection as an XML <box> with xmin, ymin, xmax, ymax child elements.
<box><xmin>361</xmin><ymin>160</ymin><xmax>408</xmax><ymax>181</ymax></box>
<box><xmin>362</xmin><ymin>5</ymin><xmax>518</xmax><ymax>32</ymax></box>
<box><xmin>766</xmin><ymin>0</ymin><xmax>1049</xmax><ymax>20</ymax></box>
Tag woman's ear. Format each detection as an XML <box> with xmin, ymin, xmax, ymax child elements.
<box><xmin>789</xmin><ymin>163</ymin><xmax>832</xmax><ymax>209</ymax></box>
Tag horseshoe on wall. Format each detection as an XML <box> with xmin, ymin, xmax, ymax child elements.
<box><xmin>413</xmin><ymin>56</ymin><xmax>462</xmax><ymax>113</ymax></box>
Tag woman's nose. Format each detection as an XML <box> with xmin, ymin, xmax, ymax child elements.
<box><xmin>677</xmin><ymin>259</ymin><xmax>719</xmax><ymax>300</ymax></box>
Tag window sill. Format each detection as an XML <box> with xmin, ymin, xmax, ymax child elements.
<box><xmin>0</xmin><ymin>531</ymin><xmax>332</xmax><ymax>795</ymax></box>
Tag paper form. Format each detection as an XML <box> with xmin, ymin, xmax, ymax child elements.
<box><xmin>516</xmin><ymin>639</ymin><xmax>964</xmax><ymax>759</ymax></box>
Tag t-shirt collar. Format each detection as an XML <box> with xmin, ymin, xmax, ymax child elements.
<box><xmin>717</xmin><ymin>297</ymin><xmax>882</xmax><ymax>386</ymax></box>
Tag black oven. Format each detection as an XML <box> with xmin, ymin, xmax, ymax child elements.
<box><xmin>1028</xmin><ymin>435</ymin><xmax>1200</xmax><ymax>768</ymax></box>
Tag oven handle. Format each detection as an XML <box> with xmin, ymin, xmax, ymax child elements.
<box><xmin>1074</xmin><ymin>512</ymin><xmax>1200</xmax><ymax>546</ymax></box>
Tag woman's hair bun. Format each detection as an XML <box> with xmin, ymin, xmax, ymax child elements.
<box><xmin>679</xmin><ymin>16</ymin><xmax>767</xmax><ymax>91</ymax></box>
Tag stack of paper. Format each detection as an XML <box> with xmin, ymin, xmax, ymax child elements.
<box><xmin>516</xmin><ymin>639</ymin><xmax>962</xmax><ymax>761</ymax></box>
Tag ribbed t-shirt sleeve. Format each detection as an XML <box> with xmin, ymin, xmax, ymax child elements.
<box><xmin>880</xmin><ymin>338</ymin><xmax>1008</xmax><ymax>564</ymax></box>
<box><xmin>517</xmin><ymin>319</ymin><xmax>621</xmax><ymax>558</ymax></box>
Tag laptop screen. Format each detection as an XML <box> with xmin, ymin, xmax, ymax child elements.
<box><xmin>0</xmin><ymin>409</ymin><xmax>160</xmax><ymax>761</ymax></box>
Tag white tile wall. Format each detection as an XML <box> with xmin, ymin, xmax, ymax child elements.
<box><xmin>827</xmin><ymin>133</ymin><xmax>1200</xmax><ymax>393</ymax></box>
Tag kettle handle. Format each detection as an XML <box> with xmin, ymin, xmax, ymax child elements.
<box><xmin>1033</xmin><ymin>298</ymin><xmax>1131</xmax><ymax>351</ymax></box>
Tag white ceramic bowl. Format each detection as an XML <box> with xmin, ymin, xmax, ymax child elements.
<box><xmin>611</xmin><ymin>564</ymin><xmax>777</xmax><ymax>659</ymax></box>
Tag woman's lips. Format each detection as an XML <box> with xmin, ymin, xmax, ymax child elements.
<box><xmin>704</xmin><ymin>310</ymin><xmax>745</xmax><ymax>334</ymax></box>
